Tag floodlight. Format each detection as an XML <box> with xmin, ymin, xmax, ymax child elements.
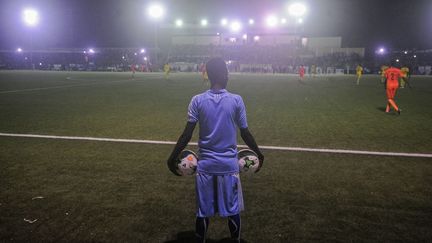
<box><xmin>377</xmin><ymin>48</ymin><xmax>385</xmax><ymax>55</ymax></box>
<box><xmin>144</xmin><ymin>57</ymin><xmax>148</xmax><ymax>61</ymax></box>
<box><xmin>229</xmin><ymin>37</ymin><xmax>236</xmax><ymax>42</ymax></box>
<box><xmin>413</xmin><ymin>55</ymin><xmax>417</xmax><ymax>58</ymax></box>
<box><xmin>254</xmin><ymin>35</ymin><xmax>260</xmax><ymax>41</ymax></box>
<box><xmin>140</xmin><ymin>48</ymin><xmax>146</xmax><ymax>53</ymax></box>
<box><xmin>200</xmin><ymin>19</ymin><xmax>208</xmax><ymax>26</ymax></box>
<box><xmin>122</xmin><ymin>56</ymin><xmax>125</xmax><ymax>59</ymax></box>
<box><xmin>281</xmin><ymin>18</ymin><xmax>287</xmax><ymax>24</ymax></box>
<box><xmin>216</xmin><ymin>32</ymin><xmax>220</xmax><ymax>36</ymax></box>
<box><xmin>266</xmin><ymin>15</ymin><xmax>278</xmax><ymax>27</ymax></box>
<box><xmin>396</xmin><ymin>59</ymin><xmax>400</xmax><ymax>62</ymax></box>
<box><xmin>134</xmin><ymin>52</ymin><xmax>137</xmax><ymax>56</ymax></box>
<box><xmin>17</xmin><ymin>48</ymin><xmax>23</xmax><ymax>52</ymax></box>
<box><xmin>242</xmin><ymin>34</ymin><xmax>247</xmax><ymax>40</ymax></box>
<box><xmin>297</xmin><ymin>18</ymin><xmax>303</xmax><ymax>24</ymax></box>
<box><xmin>39</xmin><ymin>62</ymin><xmax>42</xmax><ymax>66</ymax></box>
<box><xmin>22</xmin><ymin>9</ymin><xmax>39</xmax><ymax>26</ymax></box>
<box><xmin>404</xmin><ymin>51</ymin><xmax>408</xmax><ymax>54</ymax></box>
<box><xmin>147</xmin><ymin>4</ymin><xmax>164</xmax><ymax>19</ymax></box>
<box><xmin>175</xmin><ymin>19</ymin><xmax>183</xmax><ymax>27</ymax></box>
<box><xmin>88</xmin><ymin>48</ymin><xmax>95</xmax><ymax>54</ymax></box>
<box><xmin>248</xmin><ymin>19</ymin><xmax>255</xmax><ymax>25</ymax></box>
<box><xmin>230</xmin><ymin>21</ymin><xmax>242</xmax><ymax>32</ymax></box>
<box><xmin>221</xmin><ymin>18</ymin><xmax>228</xmax><ymax>26</ymax></box>
<box><xmin>288</xmin><ymin>3</ymin><xmax>307</xmax><ymax>17</ymax></box>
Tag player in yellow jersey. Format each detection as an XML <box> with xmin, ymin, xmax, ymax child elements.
<box><xmin>380</xmin><ymin>65</ymin><xmax>389</xmax><ymax>83</ymax></box>
<box><xmin>311</xmin><ymin>64</ymin><xmax>317</xmax><ymax>78</ymax></box>
<box><xmin>400</xmin><ymin>66</ymin><xmax>410</xmax><ymax>88</ymax></box>
<box><xmin>356</xmin><ymin>64</ymin><xmax>363</xmax><ymax>85</ymax></box>
<box><xmin>164</xmin><ymin>63</ymin><xmax>171</xmax><ymax>80</ymax></box>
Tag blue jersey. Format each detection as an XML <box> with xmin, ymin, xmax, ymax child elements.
<box><xmin>188</xmin><ymin>89</ymin><xmax>248</xmax><ymax>175</ymax></box>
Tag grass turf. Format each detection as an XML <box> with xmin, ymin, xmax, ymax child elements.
<box><xmin>1</xmin><ymin>70</ymin><xmax>432</xmax><ymax>242</ymax></box>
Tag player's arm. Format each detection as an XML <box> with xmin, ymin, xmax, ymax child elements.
<box><xmin>167</xmin><ymin>121</ymin><xmax>197</xmax><ymax>176</ymax></box>
<box><xmin>240</xmin><ymin>127</ymin><xmax>264</xmax><ymax>172</ymax></box>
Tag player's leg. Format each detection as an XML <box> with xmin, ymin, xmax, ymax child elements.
<box><xmin>228</xmin><ymin>214</ymin><xmax>241</xmax><ymax>242</ymax></box>
<box><xmin>400</xmin><ymin>77</ymin><xmax>405</xmax><ymax>88</ymax></box>
<box><xmin>357</xmin><ymin>74</ymin><xmax>361</xmax><ymax>85</ymax></box>
<box><xmin>217</xmin><ymin>174</ymin><xmax>244</xmax><ymax>241</ymax></box>
<box><xmin>195</xmin><ymin>173</ymin><xmax>215</xmax><ymax>242</ymax></box>
<box><xmin>387</xmin><ymin>87</ymin><xmax>400</xmax><ymax>112</ymax></box>
<box><xmin>195</xmin><ymin>217</ymin><xmax>209</xmax><ymax>243</ymax></box>
<box><xmin>386</xmin><ymin>88</ymin><xmax>392</xmax><ymax>112</ymax></box>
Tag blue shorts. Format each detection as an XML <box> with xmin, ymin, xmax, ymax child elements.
<box><xmin>195</xmin><ymin>173</ymin><xmax>244</xmax><ymax>217</ymax></box>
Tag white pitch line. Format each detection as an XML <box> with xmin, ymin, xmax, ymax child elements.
<box><xmin>0</xmin><ymin>78</ymin><xmax>136</xmax><ymax>94</ymax></box>
<box><xmin>1</xmin><ymin>132</ymin><xmax>431</xmax><ymax>158</ymax></box>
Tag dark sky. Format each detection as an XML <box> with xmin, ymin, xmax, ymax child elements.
<box><xmin>0</xmin><ymin>0</ymin><xmax>431</xmax><ymax>51</ymax></box>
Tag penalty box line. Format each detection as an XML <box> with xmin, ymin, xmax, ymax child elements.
<box><xmin>0</xmin><ymin>132</ymin><xmax>431</xmax><ymax>158</ymax></box>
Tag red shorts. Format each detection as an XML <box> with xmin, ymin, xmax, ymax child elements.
<box><xmin>386</xmin><ymin>82</ymin><xmax>398</xmax><ymax>99</ymax></box>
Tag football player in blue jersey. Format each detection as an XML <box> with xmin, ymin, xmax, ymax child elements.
<box><xmin>167</xmin><ymin>57</ymin><xmax>264</xmax><ymax>243</ymax></box>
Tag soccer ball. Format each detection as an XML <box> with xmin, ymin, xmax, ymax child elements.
<box><xmin>238</xmin><ymin>149</ymin><xmax>260</xmax><ymax>174</ymax></box>
<box><xmin>177</xmin><ymin>150</ymin><xmax>198</xmax><ymax>176</ymax></box>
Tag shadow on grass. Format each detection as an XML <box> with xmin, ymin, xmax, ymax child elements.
<box><xmin>376</xmin><ymin>107</ymin><xmax>387</xmax><ymax>112</ymax></box>
<box><xmin>165</xmin><ymin>231</ymin><xmax>248</xmax><ymax>243</ymax></box>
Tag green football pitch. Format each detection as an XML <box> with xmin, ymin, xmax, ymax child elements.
<box><xmin>1</xmin><ymin>70</ymin><xmax>431</xmax><ymax>242</ymax></box>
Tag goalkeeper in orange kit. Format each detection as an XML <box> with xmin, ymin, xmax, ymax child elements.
<box><xmin>384</xmin><ymin>66</ymin><xmax>403</xmax><ymax>115</ymax></box>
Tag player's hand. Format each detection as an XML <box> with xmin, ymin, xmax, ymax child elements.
<box><xmin>167</xmin><ymin>158</ymin><xmax>181</xmax><ymax>176</ymax></box>
<box><xmin>255</xmin><ymin>153</ymin><xmax>264</xmax><ymax>173</ymax></box>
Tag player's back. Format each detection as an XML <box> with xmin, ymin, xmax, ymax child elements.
<box><xmin>188</xmin><ymin>89</ymin><xmax>247</xmax><ymax>175</ymax></box>
<box><xmin>385</xmin><ymin>67</ymin><xmax>402</xmax><ymax>86</ymax></box>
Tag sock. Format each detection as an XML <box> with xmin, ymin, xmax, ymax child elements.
<box><xmin>388</xmin><ymin>99</ymin><xmax>399</xmax><ymax>111</ymax></box>
<box><xmin>386</xmin><ymin>103</ymin><xmax>390</xmax><ymax>112</ymax></box>
<box><xmin>228</xmin><ymin>214</ymin><xmax>241</xmax><ymax>241</ymax></box>
<box><xmin>195</xmin><ymin>217</ymin><xmax>209</xmax><ymax>243</ymax></box>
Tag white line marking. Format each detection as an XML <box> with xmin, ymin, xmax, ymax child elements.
<box><xmin>0</xmin><ymin>78</ymin><xmax>136</xmax><ymax>94</ymax></box>
<box><xmin>1</xmin><ymin>132</ymin><xmax>431</xmax><ymax>158</ymax></box>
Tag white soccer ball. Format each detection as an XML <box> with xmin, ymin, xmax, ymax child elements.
<box><xmin>177</xmin><ymin>150</ymin><xmax>198</xmax><ymax>176</ymax></box>
<box><xmin>238</xmin><ymin>149</ymin><xmax>260</xmax><ymax>174</ymax></box>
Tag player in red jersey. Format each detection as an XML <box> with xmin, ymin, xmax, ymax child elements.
<box><xmin>384</xmin><ymin>66</ymin><xmax>402</xmax><ymax>114</ymax></box>
<box><xmin>299</xmin><ymin>65</ymin><xmax>305</xmax><ymax>82</ymax></box>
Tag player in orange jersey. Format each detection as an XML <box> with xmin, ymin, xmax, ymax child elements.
<box><xmin>384</xmin><ymin>66</ymin><xmax>403</xmax><ymax>114</ymax></box>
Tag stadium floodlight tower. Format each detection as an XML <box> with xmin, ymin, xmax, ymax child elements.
<box><xmin>266</xmin><ymin>15</ymin><xmax>278</xmax><ymax>28</ymax></box>
<box><xmin>175</xmin><ymin>19</ymin><xmax>183</xmax><ymax>27</ymax></box>
<box><xmin>22</xmin><ymin>8</ymin><xmax>39</xmax><ymax>70</ymax></box>
<box><xmin>221</xmin><ymin>18</ymin><xmax>228</xmax><ymax>27</ymax></box>
<box><xmin>230</xmin><ymin>21</ymin><xmax>242</xmax><ymax>33</ymax></box>
<box><xmin>200</xmin><ymin>19</ymin><xmax>208</xmax><ymax>27</ymax></box>
<box><xmin>376</xmin><ymin>47</ymin><xmax>386</xmax><ymax>55</ymax></box>
<box><xmin>147</xmin><ymin>3</ymin><xmax>165</xmax><ymax>68</ymax></box>
<box><xmin>22</xmin><ymin>8</ymin><xmax>39</xmax><ymax>26</ymax></box>
<box><xmin>288</xmin><ymin>3</ymin><xmax>307</xmax><ymax>17</ymax></box>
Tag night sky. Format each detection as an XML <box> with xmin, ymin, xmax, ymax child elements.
<box><xmin>0</xmin><ymin>0</ymin><xmax>431</xmax><ymax>51</ymax></box>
